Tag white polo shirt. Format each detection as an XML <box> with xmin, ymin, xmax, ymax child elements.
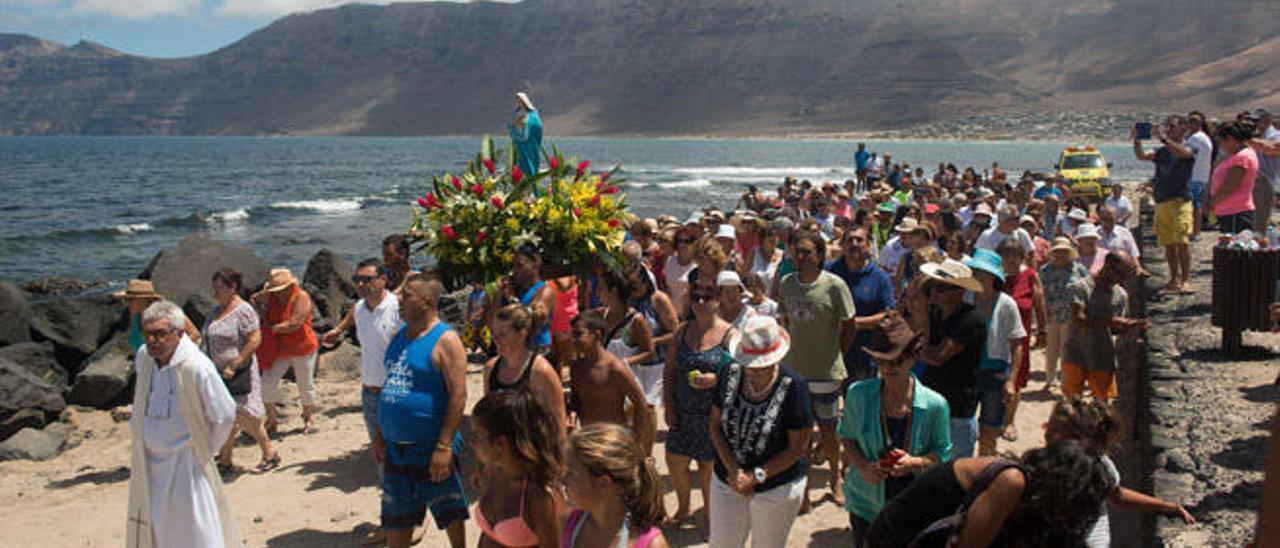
<box><xmin>354</xmin><ymin>292</ymin><xmax>402</xmax><ymax>388</ymax></box>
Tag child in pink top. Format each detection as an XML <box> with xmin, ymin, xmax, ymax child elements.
<box><xmin>562</xmin><ymin>424</ymin><xmax>669</xmax><ymax>548</ymax></box>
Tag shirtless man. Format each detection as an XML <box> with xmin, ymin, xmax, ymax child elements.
<box><xmin>569</xmin><ymin>310</ymin><xmax>656</xmax><ymax>456</ymax></box>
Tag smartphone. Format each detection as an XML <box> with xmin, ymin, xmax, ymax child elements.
<box><xmin>1135</xmin><ymin>122</ymin><xmax>1153</xmax><ymax>140</ymax></box>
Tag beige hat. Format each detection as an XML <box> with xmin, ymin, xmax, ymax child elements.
<box><xmin>1075</xmin><ymin>223</ymin><xmax>1101</xmax><ymax>241</ymax></box>
<box><xmin>112</xmin><ymin>279</ymin><xmax>162</xmax><ymax>300</ymax></box>
<box><xmin>895</xmin><ymin>217</ymin><xmax>921</xmax><ymax>234</ymax></box>
<box><xmin>729</xmin><ymin>316</ymin><xmax>790</xmax><ymax>369</ymax></box>
<box><xmin>919</xmin><ymin>259</ymin><xmax>984</xmax><ymax>293</ymax></box>
<box><xmin>1050</xmin><ymin>236</ymin><xmax>1079</xmax><ymax>259</ymax></box>
<box><xmin>263</xmin><ymin>268</ymin><xmax>299</xmax><ymax>293</ymax></box>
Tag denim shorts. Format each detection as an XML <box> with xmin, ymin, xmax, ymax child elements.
<box><xmin>949</xmin><ymin>416</ymin><xmax>978</xmax><ymax>460</ymax></box>
<box><xmin>381</xmin><ymin>441</ymin><xmax>469</xmax><ymax>531</ymax></box>
<box><xmin>1188</xmin><ymin>180</ymin><xmax>1206</xmax><ymax>210</ymax></box>
<box><xmin>809</xmin><ymin>383</ymin><xmax>843</xmax><ymax>426</ymax></box>
<box><xmin>976</xmin><ymin>369</ymin><xmax>1008</xmax><ymax>428</ymax></box>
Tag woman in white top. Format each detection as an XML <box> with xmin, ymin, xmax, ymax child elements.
<box><xmin>664</xmin><ymin>224</ymin><xmax>702</xmax><ymax>314</ymax></box>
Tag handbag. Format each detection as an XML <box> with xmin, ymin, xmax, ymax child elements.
<box><xmin>203</xmin><ymin>330</ymin><xmax>254</xmax><ymax>397</ymax></box>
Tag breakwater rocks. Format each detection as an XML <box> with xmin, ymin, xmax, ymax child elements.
<box><xmin>0</xmin><ymin>234</ymin><xmax>467</xmax><ymax>461</ymax></box>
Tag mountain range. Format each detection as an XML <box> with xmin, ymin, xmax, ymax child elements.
<box><xmin>1</xmin><ymin>0</ymin><xmax>1277</xmax><ymax>136</ymax></box>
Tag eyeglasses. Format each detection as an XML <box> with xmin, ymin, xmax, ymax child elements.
<box><xmin>142</xmin><ymin>328</ymin><xmax>176</xmax><ymax>340</ymax></box>
<box><xmin>690</xmin><ymin>292</ymin><xmax>715</xmax><ymax>303</ymax></box>
<box><xmin>352</xmin><ymin>274</ymin><xmax>377</xmax><ymax>285</ymax></box>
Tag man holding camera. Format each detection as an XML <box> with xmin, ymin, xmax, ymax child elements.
<box><xmin>1133</xmin><ymin>116</ymin><xmax>1194</xmax><ymax>293</ymax></box>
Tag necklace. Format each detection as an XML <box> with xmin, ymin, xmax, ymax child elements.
<box><xmin>743</xmin><ymin>368</ymin><xmax>778</xmax><ymax>400</ymax></box>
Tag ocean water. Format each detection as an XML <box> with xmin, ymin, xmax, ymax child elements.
<box><xmin>0</xmin><ymin>136</ymin><xmax>1148</xmax><ymax>286</ymax></box>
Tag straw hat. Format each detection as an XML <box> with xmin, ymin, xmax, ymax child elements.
<box><xmin>1050</xmin><ymin>236</ymin><xmax>1079</xmax><ymax>259</ymax></box>
<box><xmin>1067</xmin><ymin>208</ymin><xmax>1089</xmax><ymax>223</ymax></box>
<box><xmin>263</xmin><ymin>268</ymin><xmax>299</xmax><ymax>293</ymax></box>
<box><xmin>895</xmin><ymin>217</ymin><xmax>921</xmax><ymax>234</ymax></box>
<box><xmin>730</xmin><ymin>315</ymin><xmax>790</xmax><ymax>369</ymax></box>
<box><xmin>920</xmin><ymin>259</ymin><xmax>984</xmax><ymax>293</ymax></box>
<box><xmin>965</xmin><ymin>249</ymin><xmax>1006</xmax><ymax>284</ymax></box>
<box><xmin>112</xmin><ymin>279</ymin><xmax>162</xmax><ymax>300</ymax></box>
<box><xmin>1019</xmin><ymin>214</ymin><xmax>1037</xmax><ymax>227</ymax></box>
<box><xmin>862</xmin><ymin>313</ymin><xmax>923</xmax><ymax>363</ymax></box>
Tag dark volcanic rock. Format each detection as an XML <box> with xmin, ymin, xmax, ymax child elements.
<box><xmin>302</xmin><ymin>248</ymin><xmax>356</xmax><ymax>327</ymax></box>
<box><xmin>0</xmin><ymin>408</ymin><xmax>45</xmax><ymax>441</ymax></box>
<box><xmin>19</xmin><ymin>277</ymin><xmax>107</xmax><ymax>296</ymax></box>
<box><xmin>0</xmin><ymin>427</ymin><xmax>62</xmax><ymax>461</ymax></box>
<box><xmin>140</xmin><ymin>234</ymin><xmax>270</xmax><ymax>317</ymax></box>
<box><xmin>0</xmin><ymin>281</ymin><xmax>33</xmax><ymax>346</ymax></box>
<box><xmin>28</xmin><ymin>295</ymin><xmax>125</xmax><ymax>373</ymax></box>
<box><xmin>0</xmin><ymin>341</ymin><xmax>65</xmax><ymax>388</ymax></box>
<box><xmin>0</xmin><ymin>357</ymin><xmax>65</xmax><ymax>425</ymax></box>
<box><xmin>67</xmin><ymin>333</ymin><xmax>133</xmax><ymax>409</ymax></box>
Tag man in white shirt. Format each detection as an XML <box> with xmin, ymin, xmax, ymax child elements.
<box><xmin>1186</xmin><ymin>112</ymin><xmax>1216</xmax><ymax>238</ymax></box>
<box><xmin>323</xmin><ymin>258</ymin><xmax>402</xmax><ymax>454</ymax></box>
<box><xmin>1097</xmin><ymin>205</ymin><xmax>1149</xmax><ymax>277</ymax></box>
<box><xmin>1104</xmin><ymin>184</ymin><xmax>1133</xmax><ymax>226</ymax></box>
<box><xmin>1249</xmin><ymin>108</ymin><xmax>1280</xmax><ymax>231</ymax></box>
<box><xmin>974</xmin><ymin>206</ymin><xmax>1036</xmax><ymax>265</ymax></box>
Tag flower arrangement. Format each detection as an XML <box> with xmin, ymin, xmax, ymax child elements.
<box><xmin>408</xmin><ymin>137</ymin><xmax>629</xmax><ymax>289</ymax></box>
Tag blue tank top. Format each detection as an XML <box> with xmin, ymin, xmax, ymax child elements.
<box><xmin>521</xmin><ymin>281</ymin><xmax>552</xmax><ymax>347</ymax></box>
<box><xmin>378</xmin><ymin>322</ymin><xmax>456</xmax><ymax>444</ymax></box>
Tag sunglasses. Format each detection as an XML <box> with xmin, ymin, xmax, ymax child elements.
<box><xmin>690</xmin><ymin>292</ymin><xmax>715</xmax><ymax>303</ymax></box>
<box><xmin>352</xmin><ymin>274</ymin><xmax>378</xmax><ymax>285</ymax></box>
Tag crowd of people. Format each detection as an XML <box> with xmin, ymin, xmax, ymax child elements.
<box><xmin>122</xmin><ymin>106</ymin><xmax>1280</xmax><ymax>547</ymax></box>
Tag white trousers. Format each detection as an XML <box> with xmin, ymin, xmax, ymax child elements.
<box><xmin>260</xmin><ymin>353</ymin><xmax>316</xmax><ymax>406</ymax></box>
<box><xmin>1043</xmin><ymin>320</ymin><xmax>1069</xmax><ymax>385</ymax></box>
<box><xmin>709</xmin><ymin>473</ymin><xmax>806</xmax><ymax>548</ymax></box>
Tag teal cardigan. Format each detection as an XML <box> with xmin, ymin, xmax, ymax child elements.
<box><xmin>837</xmin><ymin>375</ymin><xmax>952</xmax><ymax>521</ymax></box>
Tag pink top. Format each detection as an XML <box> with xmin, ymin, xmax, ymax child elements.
<box><xmin>1210</xmin><ymin>147</ymin><xmax>1258</xmax><ymax>216</ymax></box>
<box><xmin>561</xmin><ymin>510</ymin><xmax>661</xmax><ymax>548</ymax></box>
<box><xmin>550</xmin><ymin>279</ymin><xmax>579</xmax><ymax>335</ymax></box>
<box><xmin>1075</xmin><ymin>248</ymin><xmax>1109</xmax><ymax>277</ymax></box>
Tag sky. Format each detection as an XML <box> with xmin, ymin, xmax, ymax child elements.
<box><xmin>0</xmin><ymin>0</ymin><xmax>504</xmax><ymax>58</ymax></box>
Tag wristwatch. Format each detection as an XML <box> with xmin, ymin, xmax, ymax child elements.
<box><xmin>753</xmin><ymin>467</ymin><xmax>767</xmax><ymax>484</ymax></box>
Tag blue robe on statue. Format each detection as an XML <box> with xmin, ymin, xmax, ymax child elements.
<box><xmin>509</xmin><ymin>109</ymin><xmax>543</xmax><ymax>190</ymax></box>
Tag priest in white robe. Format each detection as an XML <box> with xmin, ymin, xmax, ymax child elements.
<box><xmin>127</xmin><ymin>300</ymin><xmax>242</xmax><ymax>548</ymax></box>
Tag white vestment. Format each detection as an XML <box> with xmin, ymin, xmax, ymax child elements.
<box><xmin>127</xmin><ymin>334</ymin><xmax>240</xmax><ymax>548</ymax></box>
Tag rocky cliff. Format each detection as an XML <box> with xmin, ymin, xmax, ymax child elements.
<box><xmin>0</xmin><ymin>0</ymin><xmax>1275</xmax><ymax>136</ymax></box>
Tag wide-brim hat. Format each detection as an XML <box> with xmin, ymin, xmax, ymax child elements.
<box><xmin>895</xmin><ymin>217</ymin><xmax>921</xmax><ymax>234</ymax></box>
<box><xmin>973</xmin><ymin>203</ymin><xmax>994</xmax><ymax>218</ymax></box>
<box><xmin>965</xmin><ymin>249</ymin><xmax>1006</xmax><ymax>284</ymax></box>
<box><xmin>1075</xmin><ymin>223</ymin><xmax>1101</xmax><ymax>241</ymax></box>
<box><xmin>1049</xmin><ymin>236</ymin><xmax>1079</xmax><ymax>259</ymax></box>
<box><xmin>730</xmin><ymin>315</ymin><xmax>790</xmax><ymax>369</ymax></box>
<box><xmin>263</xmin><ymin>268</ymin><xmax>299</xmax><ymax>293</ymax></box>
<box><xmin>1067</xmin><ymin>208</ymin><xmax>1089</xmax><ymax>222</ymax></box>
<box><xmin>1019</xmin><ymin>214</ymin><xmax>1037</xmax><ymax>227</ymax></box>
<box><xmin>715</xmin><ymin>223</ymin><xmax>737</xmax><ymax>241</ymax></box>
<box><xmin>920</xmin><ymin>259</ymin><xmax>984</xmax><ymax>293</ymax></box>
<box><xmin>862</xmin><ymin>313</ymin><xmax>923</xmax><ymax>363</ymax></box>
<box><xmin>112</xmin><ymin>279</ymin><xmax>162</xmax><ymax>300</ymax></box>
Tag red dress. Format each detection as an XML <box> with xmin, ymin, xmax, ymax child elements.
<box><xmin>1004</xmin><ymin>267</ymin><xmax>1037</xmax><ymax>390</ymax></box>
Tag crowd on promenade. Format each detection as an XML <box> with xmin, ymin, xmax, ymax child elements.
<box><xmin>121</xmin><ymin>106</ymin><xmax>1280</xmax><ymax>548</ymax></box>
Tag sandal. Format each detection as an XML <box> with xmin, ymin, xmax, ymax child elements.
<box><xmin>256</xmin><ymin>452</ymin><xmax>282</xmax><ymax>472</ymax></box>
<box><xmin>217</xmin><ymin>462</ymin><xmax>242</xmax><ymax>475</ymax></box>
<box><xmin>1002</xmin><ymin>425</ymin><xmax>1019</xmax><ymax>442</ymax></box>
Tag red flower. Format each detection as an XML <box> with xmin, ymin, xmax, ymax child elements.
<box><xmin>490</xmin><ymin>195</ymin><xmax>504</xmax><ymax>209</ymax></box>
<box><xmin>603</xmin><ymin>185</ymin><xmax>619</xmax><ymax>195</ymax></box>
<box><xmin>442</xmin><ymin>225</ymin><xmax>457</xmax><ymax>240</ymax></box>
<box><xmin>483</xmin><ymin>159</ymin><xmax>496</xmax><ymax>174</ymax></box>
<box><xmin>450</xmin><ymin>175</ymin><xmax>463</xmax><ymax>191</ymax></box>
<box><xmin>596</xmin><ymin>181</ymin><xmax>605</xmax><ymax>192</ymax></box>
<box><xmin>512</xmin><ymin>165</ymin><xmax>524</xmax><ymax>183</ymax></box>
<box><xmin>417</xmin><ymin>197</ymin><xmax>431</xmax><ymax>209</ymax></box>
<box><xmin>471</xmin><ymin>184</ymin><xmax>485</xmax><ymax>196</ymax></box>
<box><xmin>589</xmin><ymin>194</ymin><xmax>602</xmax><ymax>207</ymax></box>
<box><xmin>574</xmin><ymin>208</ymin><xmax>583</xmax><ymax>217</ymax></box>
<box><xmin>549</xmin><ymin>157</ymin><xmax>559</xmax><ymax>170</ymax></box>
<box><xmin>576</xmin><ymin>160</ymin><xmax>591</xmax><ymax>177</ymax></box>
<box><xmin>600</xmin><ymin>170</ymin><xmax>611</xmax><ymax>181</ymax></box>
<box><xmin>476</xmin><ymin>231</ymin><xmax>488</xmax><ymax>243</ymax></box>
<box><xmin>607</xmin><ymin>219</ymin><xmax>620</xmax><ymax>228</ymax></box>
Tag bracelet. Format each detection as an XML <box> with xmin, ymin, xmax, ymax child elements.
<box><xmin>435</xmin><ymin>441</ymin><xmax>452</xmax><ymax>452</ymax></box>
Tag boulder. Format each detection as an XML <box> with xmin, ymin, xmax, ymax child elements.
<box><xmin>28</xmin><ymin>295</ymin><xmax>125</xmax><ymax>373</ymax></box>
<box><xmin>182</xmin><ymin>293</ymin><xmax>219</xmax><ymax>332</ymax></box>
<box><xmin>0</xmin><ymin>427</ymin><xmax>62</xmax><ymax>461</ymax></box>
<box><xmin>439</xmin><ymin>288</ymin><xmax>469</xmax><ymax>332</ymax></box>
<box><xmin>302</xmin><ymin>248</ymin><xmax>357</xmax><ymax>327</ymax></box>
<box><xmin>140</xmin><ymin>234</ymin><xmax>270</xmax><ymax>315</ymax></box>
<box><xmin>0</xmin><ymin>357</ymin><xmax>66</xmax><ymax>425</ymax></box>
<box><xmin>316</xmin><ymin>340</ymin><xmax>361</xmax><ymax>382</ymax></box>
<box><xmin>0</xmin><ymin>408</ymin><xmax>46</xmax><ymax>441</ymax></box>
<box><xmin>0</xmin><ymin>341</ymin><xmax>66</xmax><ymax>388</ymax></box>
<box><xmin>68</xmin><ymin>333</ymin><xmax>133</xmax><ymax>409</ymax></box>
<box><xmin>0</xmin><ymin>282</ymin><xmax>32</xmax><ymax>346</ymax></box>
<box><xmin>19</xmin><ymin>278</ymin><xmax>107</xmax><ymax>296</ymax></box>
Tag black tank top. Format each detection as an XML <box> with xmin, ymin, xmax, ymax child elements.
<box><xmin>488</xmin><ymin>352</ymin><xmax>535</xmax><ymax>393</ymax></box>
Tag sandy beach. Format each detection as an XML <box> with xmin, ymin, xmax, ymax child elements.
<box><xmin>0</xmin><ymin>340</ymin><xmax>1063</xmax><ymax>547</ymax></box>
